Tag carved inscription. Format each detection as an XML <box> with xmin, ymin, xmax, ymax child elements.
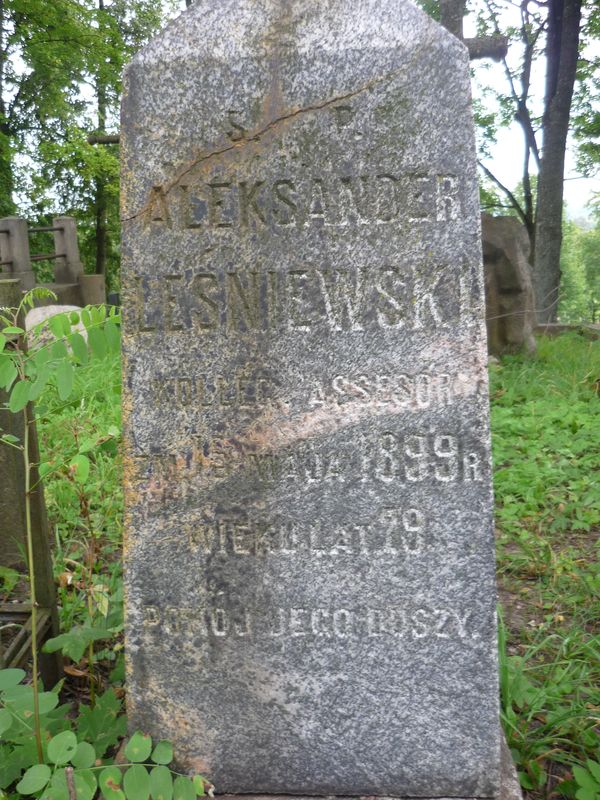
<box><xmin>153</xmin><ymin>370</ymin><xmax>278</xmax><ymax>409</ymax></box>
<box><xmin>309</xmin><ymin>372</ymin><xmax>454</xmax><ymax>408</ymax></box>
<box><xmin>142</xmin><ymin>602</ymin><xmax>477</xmax><ymax>641</ymax></box>
<box><xmin>361</xmin><ymin>432</ymin><xmax>484</xmax><ymax>483</ymax></box>
<box><xmin>183</xmin><ymin>507</ymin><xmax>426</xmax><ymax>556</ymax></box>
<box><xmin>133</xmin><ymin>264</ymin><xmax>460</xmax><ymax>334</ymax></box>
<box><xmin>151</xmin><ymin>370</ymin><xmax>457</xmax><ymax>411</ymax></box>
<box><xmin>147</xmin><ymin>171</ymin><xmax>460</xmax><ymax>230</ymax></box>
<box><xmin>129</xmin><ymin>433</ymin><xmax>487</xmax><ymax>511</ymax></box>
<box><xmin>132</xmin><ymin>432</ymin><xmax>484</xmax><ymax>484</ymax></box>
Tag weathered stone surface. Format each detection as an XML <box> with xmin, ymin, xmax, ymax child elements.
<box><xmin>25</xmin><ymin>305</ymin><xmax>86</xmax><ymax>349</ymax></box>
<box><xmin>481</xmin><ymin>213</ymin><xmax>536</xmax><ymax>356</ymax></box>
<box><xmin>121</xmin><ymin>1</ymin><xmax>500</xmax><ymax>796</ymax></box>
<box><xmin>214</xmin><ymin>733</ymin><xmax>521</xmax><ymax>800</ymax></box>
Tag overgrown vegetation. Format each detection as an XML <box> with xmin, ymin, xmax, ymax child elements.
<box><xmin>0</xmin><ymin>303</ymin><xmax>211</xmax><ymax>799</ymax></box>
<box><xmin>559</xmin><ymin>217</ymin><xmax>600</xmax><ymax>323</ymax></box>
<box><xmin>490</xmin><ymin>333</ymin><xmax>600</xmax><ymax>799</ymax></box>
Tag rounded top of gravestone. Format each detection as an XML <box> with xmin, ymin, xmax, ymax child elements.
<box><xmin>121</xmin><ymin>0</ymin><xmax>471</xmax><ymax>220</ymax></box>
<box><xmin>126</xmin><ymin>0</ymin><xmax>466</xmax><ymax>68</ymax></box>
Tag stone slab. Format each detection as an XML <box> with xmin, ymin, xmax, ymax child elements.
<box><xmin>216</xmin><ymin>732</ymin><xmax>522</xmax><ymax>800</ymax></box>
<box><xmin>121</xmin><ymin>0</ymin><xmax>500</xmax><ymax>796</ymax></box>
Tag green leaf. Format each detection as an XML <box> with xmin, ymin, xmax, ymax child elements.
<box><xmin>0</xmin><ymin>668</ymin><xmax>25</xmax><ymax>689</ymax></box>
<box><xmin>150</xmin><ymin>741</ymin><xmax>173</xmax><ymax>766</ymax></box>
<box><xmin>43</xmin><ymin>626</ymin><xmax>112</xmax><ymax>663</ymax></box>
<box><xmin>192</xmin><ymin>776</ymin><xmax>206</xmax><ymax>797</ymax></box>
<box><xmin>51</xmin><ymin>341</ymin><xmax>68</xmax><ymax>360</ymax></box>
<box><xmin>125</xmin><ymin>731</ymin><xmax>153</xmax><ymax>763</ymax></box>
<box><xmin>123</xmin><ymin>765</ymin><xmax>151</xmax><ymax>800</ymax></box>
<box><xmin>100</xmin><ymin>766</ymin><xmax>124</xmax><ymax>800</ymax></box>
<box><xmin>34</xmin><ymin>346</ymin><xmax>50</xmax><ymax>367</ymax></box>
<box><xmin>56</xmin><ymin>359</ymin><xmax>73</xmax><ymax>401</ymax></box>
<box><xmin>0</xmin><ymin>708</ymin><xmax>12</xmax><ymax>735</ymax></box>
<box><xmin>150</xmin><ymin>767</ymin><xmax>173</xmax><ymax>800</ymax></box>
<box><xmin>47</xmin><ymin>730</ymin><xmax>78</xmax><ymax>765</ymax></box>
<box><xmin>518</xmin><ymin>772</ymin><xmax>534</xmax><ymax>790</ymax></box>
<box><xmin>574</xmin><ymin>767</ymin><xmax>600</xmax><ymax>792</ymax></box>
<box><xmin>70</xmin><ymin>454</ymin><xmax>90</xmax><ymax>484</ymax></box>
<box><xmin>173</xmin><ymin>777</ymin><xmax>195</xmax><ymax>800</ymax></box>
<box><xmin>88</xmin><ymin>327</ymin><xmax>107</xmax><ymax>360</ymax></box>
<box><xmin>49</xmin><ymin>315</ymin><xmax>67</xmax><ymax>340</ymax></box>
<box><xmin>1</xmin><ymin>433</ymin><xmax>19</xmax><ymax>444</ymax></box>
<box><xmin>90</xmin><ymin>306</ymin><xmax>105</xmax><ymax>327</ymax></box>
<box><xmin>16</xmin><ymin>764</ymin><xmax>52</xmax><ymax>794</ymax></box>
<box><xmin>39</xmin><ymin>461</ymin><xmax>53</xmax><ymax>479</ymax></box>
<box><xmin>575</xmin><ymin>789</ymin><xmax>597</xmax><ymax>800</ymax></box>
<box><xmin>69</xmin><ymin>331</ymin><xmax>88</xmax><ymax>365</ymax></box>
<box><xmin>73</xmin><ymin>770</ymin><xmax>97</xmax><ymax>800</ymax></box>
<box><xmin>1</xmin><ymin>684</ymin><xmax>31</xmax><ymax>705</ymax></box>
<box><xmin>587</xmin><ymin>762</ymin><xmax>600</xmax><ymax>785</ymax></box>
<box><xmin>4</xmin><ymin>687</ymin><xmax>59</xmax><ymax>717</ymax></box>
<box><xmin>29</xmin><ymin>365</ymin><xmax>50</xmax><ymax>401</ymax></box>
<box><xmin>101</xmin><ymin>767</ymin><xmax>123</xmax><ymax>787</ymax></box>
<box><xmin>78</xmin><ymin>437</ymin><xmax>97</xmax><ymax>454</ymax></box>
<box><xmin>71</xmin><ymin>741</ymin><xmax>96</xmax><ymax>769</ymax></box>
<box><xmin>104</xmin><ymin>320</ymin><xmax>120</xmax><ymax>352</ymax></box>
<box><xmin>0</xmin><ymin>334</ymin><xmax>5</xmax><ymax>352</ymax></box>
<box><xmin>0</xmin><ymin>357</ymin><xmax>17</xmax><ymax>391</ymax></box>
<box><xmin>77</xmin><ymin>689</ymin><xmax>126</xmax><ymax>759</ymax></box>
<box><xmin>46</xmin><ymin>769</ymin><xmax>97</xmax><ymax>800</ymax></box>
<box><xmin>0</xmin><ymin>565</ymin><xmax>19</xmax><ymax>592</ymax></box>
<box><xmin>37</xmin><ymin>691</ymin><xmax>60</xmax><ymax>714</ymax></box>
<box><xmin>9</xmin><ymin>379</ymin><xmax>30</xmax><ymax>412</ymax></box>
<box><xmin>2</xmin><ymin>326</ymin><xmax>24</xmax><ymax>335</ymax></box>
<box><xmin>45</xmin><ymin>768</ymin><xmax>69</xmax><ymax>800</ymax></box>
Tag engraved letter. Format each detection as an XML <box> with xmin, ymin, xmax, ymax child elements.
<box><xmin>191</xmin><ymin>272</ymin><xmax>220</xmax><ymax>330</ymax></box>
<box><xmin>208</xmin><ymin>182</ymin><xmax>233</xmax><ymax>227</ymax></box>
<box><xmin>239</xmin><ymin>181</ymin><xmax>266</xmax><ymax>226</ymax></box>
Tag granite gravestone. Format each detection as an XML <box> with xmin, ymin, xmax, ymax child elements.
<box><xmin>121</xmin><ymin>1</ymin><xmax>500</xmax><ymax>796</ymax></box>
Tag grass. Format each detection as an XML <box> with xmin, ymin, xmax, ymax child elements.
<box><xmin>490</xmin><ymin>333</ymin><xmax>600</xmax><ymax>799</ymax></box>
<box><xmin>19</xmin><ymin>332</ymin><xmax>600</xmax><ymax>799</ymax></box>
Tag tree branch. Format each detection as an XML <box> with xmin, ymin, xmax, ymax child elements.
<box><xmin>87</xmin><ymin>133</ymin><xmax>119</xmax><ymax>145</ymax></box>
<box><xmin>478</xmin><ymin>160</ymin><xmax>527</xmax><ymax>225</ymax></box>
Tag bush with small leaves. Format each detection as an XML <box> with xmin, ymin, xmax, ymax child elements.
<box><xmin>0</xmin><ymin>290</ymin><xmax>122</xmax><ymax>752</ymax></box>
<box><xmin>0</xmin><ymin>669</ymin><xmax>212</xmax><ymax>800</ymax></box>
<box><xmin>0</xmin><ymin>669</ymin><xmax>124</xmax><ymax>793</ymax></box>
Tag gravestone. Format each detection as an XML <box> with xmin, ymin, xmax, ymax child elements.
<box><xmin>481</xmin><ymin>213</ymin><xmax>536</xmax><ymax>356</ymax></box>
<box><xmin>121</xmin><ymin>1</ymin><xmax>500</xmax><ymax>796</ymax></box>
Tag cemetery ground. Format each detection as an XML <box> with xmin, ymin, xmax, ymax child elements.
<box><xmin>0</xmin><ymin>331</ymin><xmax>599</xmax><ymax>800</ymax></box>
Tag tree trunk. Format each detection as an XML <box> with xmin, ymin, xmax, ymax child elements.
<box><xmin>0</xmin><ymin>0</ymin><xmax>15</xmax><ymax>216</ymax></box>
<box><xmin>533</xmin><ymin>0</ymin><xmax>582</xmax><ymax>323</ymax></box>
<box><xmin>94</xmin><ymin>0</ymin><xmax>108</xmax><ymax>277</ymax></box>
<box><xmin>439</xmin><ymin>0</ymin><xmax>465</xmax><ymax>39</ymax></box>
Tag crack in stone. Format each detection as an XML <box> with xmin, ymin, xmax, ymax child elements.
<box><xmin>122</xmin><ymin>73</ymin><xmax>393</xmax><ymax>223</ymax></box>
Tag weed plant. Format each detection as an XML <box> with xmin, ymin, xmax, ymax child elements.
<box><xmin>37</xmin><ymin>345</ymin><xmax>124</xmax><ymax>685</ymax></box>
<box><xmin>38</xmin><ymin>347</ymin><xmax>122</xmax><ymax>551</ymax></box>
